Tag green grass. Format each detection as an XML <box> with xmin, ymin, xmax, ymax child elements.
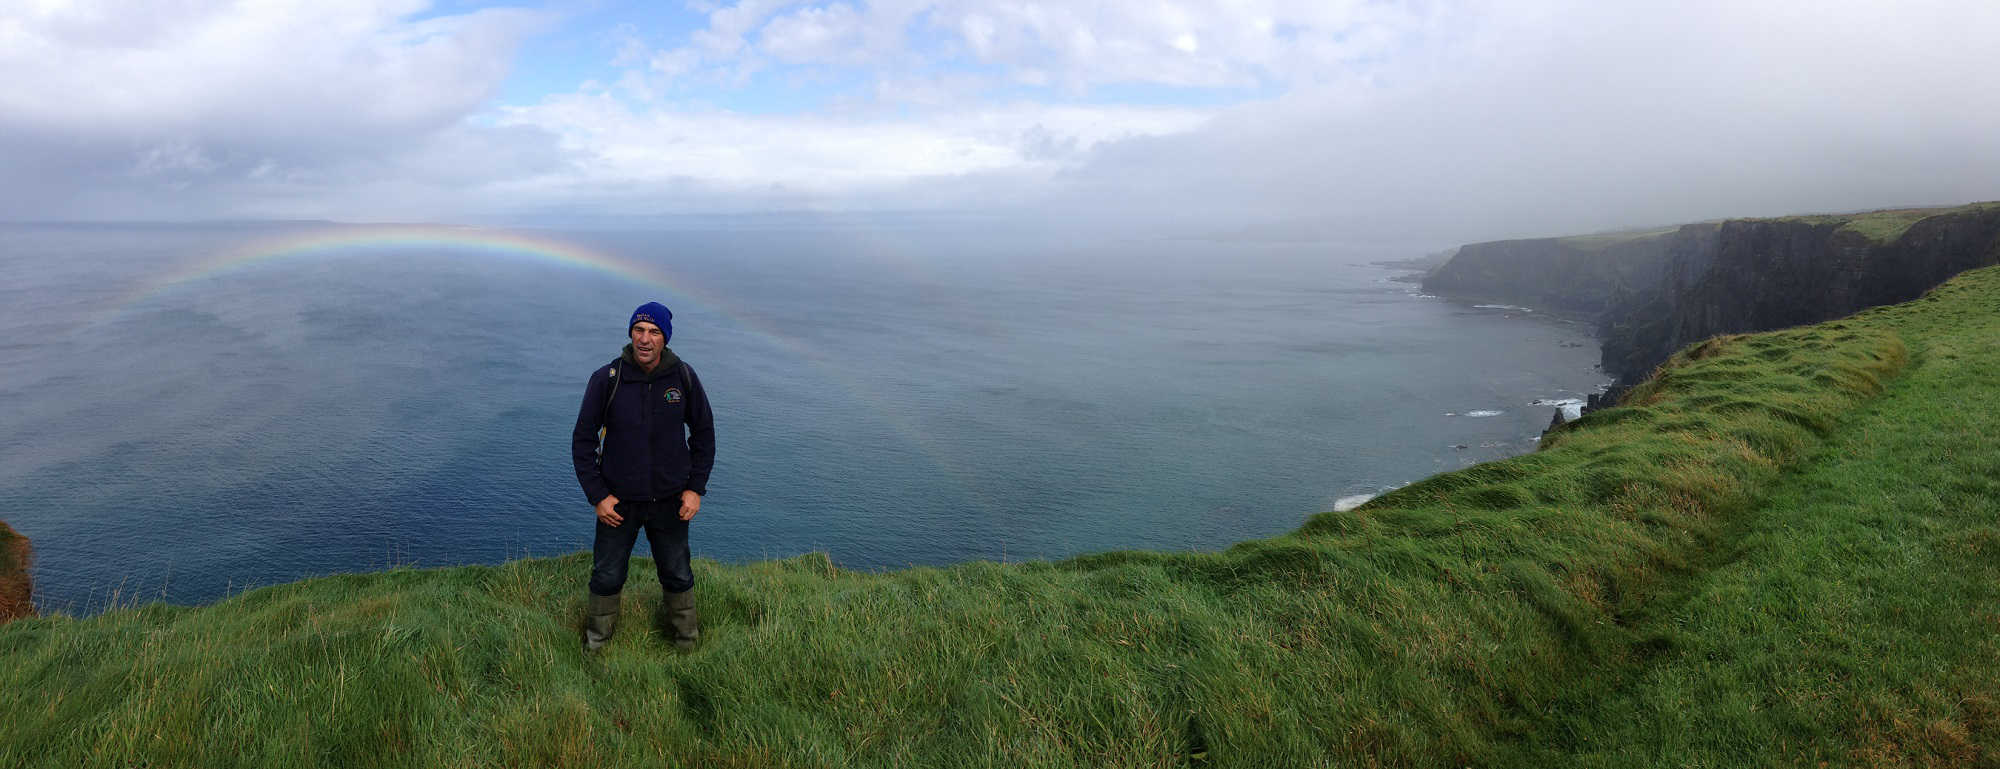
<box><xmin>6</xmin><ymin>268</ymin><xmax>2000</xmax><ymax>767</ymax></box>
<box><xmin>1763</xmin><ymin>201</ymin><xmax>2000</xmax><ymax>244</ymax></box>
<box><xmin>1541</xmin><ymin>268</ymin><xmax>2000</xmax><ymax>767</ymax></box>
<box><xmin>1554</xmin><ymin>226</ymin><xmax>1681</xmax><ymax>251</ymax></box>
<box><xmin>1839</xmin><ymin>209</ymin><xmax>1940</xmax><ymax>243</ymax></box>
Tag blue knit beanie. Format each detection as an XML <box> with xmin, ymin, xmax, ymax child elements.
<box><xmin>628</xmin><ymin>301</ymin><xmax>673</xmax><ymax>343</ymax></box>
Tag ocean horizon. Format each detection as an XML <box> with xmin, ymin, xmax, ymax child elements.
<box><xmin>0</xmin><ymin>221</ymin><xmax>1607</xmax><ymax>614</ymax></box>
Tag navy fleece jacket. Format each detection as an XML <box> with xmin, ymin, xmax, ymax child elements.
<box><xmin>572</xmin><ymin>344</ymin><xmax>715</xmax><ymax>505</ymax></box>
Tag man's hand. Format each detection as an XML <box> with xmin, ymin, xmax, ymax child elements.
<box><xmin>679</xmin><ymin>490</ymin><xmax>702</xmax><ymax>521</ymax></box>
<box><xmin>595</xmin><ymin>495</ymin><xmax>623</xmax><ymax>527</ymax></box>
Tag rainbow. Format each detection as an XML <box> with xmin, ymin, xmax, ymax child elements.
<box><xmin>113</xmin><ymin>223</ymin><xmax>996</xmax><ymax>507</ymax></box>
<box><xmin>112</xmin><ymin>222</ymin><xmax>797</xmax><ymax>360</ymax></box>
<box><xmin>121</xmin><ymin>223</ymin><xmax>701</xmax><ymax>313</ymax></box>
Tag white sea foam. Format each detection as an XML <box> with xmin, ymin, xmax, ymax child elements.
<box><xmin>1332</xmin><ymin>494</ymin><xmax>1376</xmax><ymax>512</ymax></box>
<box><xmin>1473</xmin><ymin>303</ymin><xmax>1533</xmax><ymax>312</ymax></box>
<box><xmin>1332</xmin><ymin>481</ymin><xmax>1415</xmax><ymax>512</ymax></box>
<box><xmin>1463</xmin><ymin>409</ymin><xmax>1504</xmax><ymax>417</ymax></box>
<box><xmin>1531</xmin><ymin>397</ymin><xmax>1587</xmax><ymax>420</ymax></box>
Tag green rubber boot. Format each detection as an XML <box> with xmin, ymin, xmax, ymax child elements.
<box><xmin>663</xmin><ymin>589</ymin><xmax>699</xmax><ymax>651</ymax></box>
<box><xmin>583</xmin><ymin>592</ymin><xmax>620</xmax><ymax>653</ymax></box>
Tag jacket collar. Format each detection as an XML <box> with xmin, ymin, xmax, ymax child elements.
<box><xmin>619</xmin><ymin>343</ymin><xmax>682</xmax><ymax>381</ymax></box>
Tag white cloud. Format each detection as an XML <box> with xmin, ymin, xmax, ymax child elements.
<box><xmin>0</xmin><ymin>0</ymin><xmax>549</xmax><ymax>218</ymax></box>
<box><xmin>1</xmin><ymin>0</ymin><xmax>543</xmax><ymax>136</ymax></box>
<box><xmin>624</xmin><ymin>0</ymin><xmax>1417</xmax><ymax>100</ymax></box>
<box><xmin>759</xmin><ymin>3</ymin><xmax>862</xmax><ymax>63</ymax></box>
<box><xmin>688</xmin><ymin>0</ymin><xmax>795</xmax><ymax>57</ymax></box>
<box><xmin>497</xmin><ymin>91</ymin><xmax>1208</xmax><ymax>197</ymax></box>
<box><xmin>649</xmin><ymin>46</ymin><xmax>702</xmax><ymax>79</ymax></box>
<box><xmin>497</xmin><ymin>0</ymin><xmax>1411</xmax><ymax>217</ymax></box>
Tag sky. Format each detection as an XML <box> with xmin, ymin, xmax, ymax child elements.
<box><xmin>3</xmin><ymin>0</ymin><xmax>1999</xmax><ymax>244</ymax></box>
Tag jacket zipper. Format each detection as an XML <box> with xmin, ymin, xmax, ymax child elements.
<box><xmin>643</xmin><ymin>380</ymin><xmax>655</xmax><ymax>499</ymax></box>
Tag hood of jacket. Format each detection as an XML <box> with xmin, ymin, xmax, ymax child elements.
<box><xmin>620</xmin><ymin>343</ymin><xmax>683</xmax><ymax>381</ymax></box>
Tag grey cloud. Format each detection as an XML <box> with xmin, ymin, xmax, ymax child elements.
<box><xmin>1025</xmin><ymin>0</ymin><xmax>2000</xmax><ymax>246</ymax></box>
<box><xmin>0</xmin><ymin>114</ymin><xmax>570</xmax><ymax>222</ymax></box>
<box><xmin>521</xmin><ymin>0</ymin><xmax>2000</xmax><ymax>247</ymax></box>
<box><xmin>1017</xmin><ymin>124</ymin><xmax>1080</xmax><ymax>162</ymax></box>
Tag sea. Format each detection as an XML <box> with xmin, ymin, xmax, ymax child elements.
<box><xmin>0</xmin><ymin>220</ymin><xmax>1609</xmax><ymax>613</ymax></box>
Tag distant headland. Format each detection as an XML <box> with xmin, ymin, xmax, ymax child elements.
<box><xmin>1423</xmin><ymin>201</ymin><xmax>2000</xmax><ymax>392</ymax></box>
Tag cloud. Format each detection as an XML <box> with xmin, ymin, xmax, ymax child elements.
<box><xmin>758</xmin><ymin>3</ymin><xmax>863</xmax><ymax>63</ymax></box>
<box><xmin>463</xmin><ymin>0</ymin><xmax>1416</xmax><ymax>216</ymax></box>
<box><xmin>624</xmin><ymin>0</ymin><xmax>1414</xmax><ymax>99</ymax></box>
<box><xmin>1032</xmin><ymin>0</ymin><xmax>2000</xmax><ymax>243</ymax></box>
<box><xmin>0</xmin><ymin>0</ymin><xmax>547</xmax><ymax>218</ymax></box>
<box><xmin>552</xmin><ymin>0</ymin><xmax>2000</xmax><ymax>240</ymax></box>
<box><xmin>908</xmin><ymin>0</ymin><xmax>1421</xmax><ymax>90</ymax></box>
<box><xmin>4</xmin><ymin>0</ymin><xmax>2000</xmax><ymax>242</ymax></box>
<box><xmin>493</xmin><ymin>90</ymin><xmax>1208</xmax><ymax>207</ymax></box>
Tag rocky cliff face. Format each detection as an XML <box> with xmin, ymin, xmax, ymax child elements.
<box><xmin>1422</xmin><ymin>226</ymin><xmax>1692</xmax><ymax>314</ymax></box>
<box><xmin>1425</xmin><ymin>204</ymin><xmax>2000</xmax><ymax>388</ymax></box>
<box><xmin>1599</xmin><ymin>206</ymin><xmax>2000</xmax><ymax>384</ymax></box>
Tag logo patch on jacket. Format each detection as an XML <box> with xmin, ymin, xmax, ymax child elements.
<box><xmin>664</xmin><ymin>388</ymin><xmax>683</xmax><ymax>403</ymax></box>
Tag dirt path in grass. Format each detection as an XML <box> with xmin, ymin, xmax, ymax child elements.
<box><xmin>1521</xmin><ymin>284</ymin><xmax>2000</xmax><ymax>767</ymax></box>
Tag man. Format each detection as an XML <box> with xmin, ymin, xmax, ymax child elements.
<box><xmin>571</xmin><ymin>301</ymin><xmax>715</xmax><ymax>652</ymax></box>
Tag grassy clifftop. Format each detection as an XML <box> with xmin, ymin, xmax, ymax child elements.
<box><xmin>1764</xmin><ymin>201</ymin><xmax>2000</xmax><ymax>244</ymax></box>
<box><xmin>5</xmin><ymin>268</ymin><xmax>2000</xmax><ymax>767</ymax></box>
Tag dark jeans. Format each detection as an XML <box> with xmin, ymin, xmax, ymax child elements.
<box><xmin>589</xmin><ymin>499</ymin><xmax>694</xmax><ymax>596</ymax></box>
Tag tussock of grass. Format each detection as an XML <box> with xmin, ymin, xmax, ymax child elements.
<box><xmin>7</xmin><ymin>269</ymin><xmax>2000</xmax><ymax>767</ymax></box>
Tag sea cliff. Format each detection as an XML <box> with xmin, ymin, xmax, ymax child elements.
<box><xmin>1424</xmin><ymin>202</ymin><xmax>2000</xmax><ymax>387</ymax></box>
<box><xmin>1422</xmin><ymin>225</ymin><xmax>1689</xmax><ymax>315</ymax></box>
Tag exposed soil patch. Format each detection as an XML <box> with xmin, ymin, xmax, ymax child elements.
<box><xmin>0</xmin><ymin>521</ymin><xmax>32</xmax><ymax>622</ymax></box>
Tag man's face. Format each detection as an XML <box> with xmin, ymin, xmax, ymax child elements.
<box><xmin>630</xmin><ymin>321</ymin><xmax>664</xmax><ymax>367</ymax></box>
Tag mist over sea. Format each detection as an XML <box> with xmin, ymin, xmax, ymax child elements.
<box><xmin>0</xmin><ymin>221</ymin><xmax>1607</xmax><ymax>613</ymax></box>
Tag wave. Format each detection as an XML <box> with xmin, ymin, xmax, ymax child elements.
<box><xmin>1531</xmin><ymin>397</ymin><xmax>1587</xmax><ymax>420</ymax></box>
<box><xmin>1332</xmin><ymin>494</ymin><xmax>1376</xmax><ymax>512</ymax></box>
<box><xmin>1332</xmin><ymin>480</ymin><xmax>1417</xmax><ymax>512</ymax></box>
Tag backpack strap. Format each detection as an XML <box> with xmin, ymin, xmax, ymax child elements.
<box><xmin>677</xmin><ymin>361</ymin><xmax>693</xmax><ymax>423</ymax></box>
<box><xmin>595</xmin><ymin>358</ymin><xmax>622</xmax><ymax>453</ymax></box>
